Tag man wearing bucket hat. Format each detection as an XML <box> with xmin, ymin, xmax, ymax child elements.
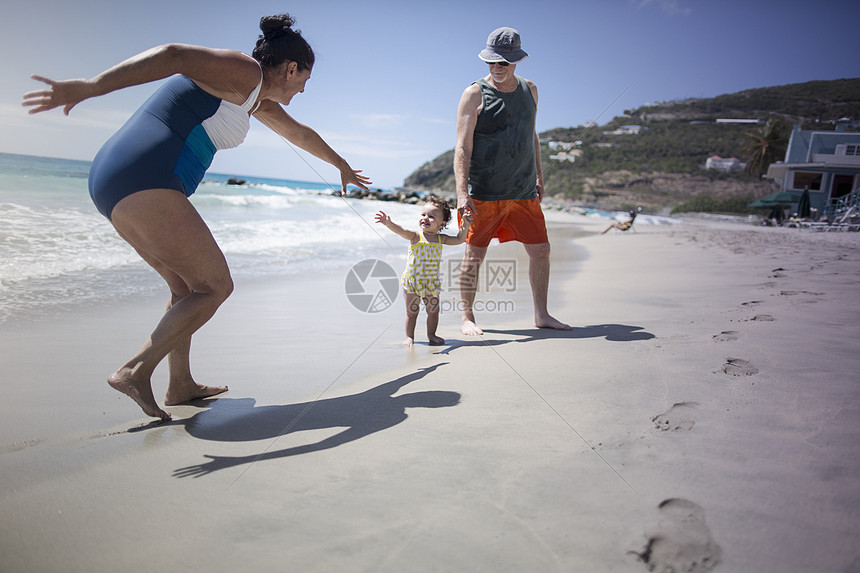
<box><xmin>455</xmin><ymin>27</ymin><xmax>570</xmax><ymax>335</ymax></box>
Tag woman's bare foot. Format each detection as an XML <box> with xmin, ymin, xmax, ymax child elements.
<box><xmin>428</xmin><ymin>334</ymin><xmax>445</xmax><ymax>346</ymax></box>
<box><xmin>108</xmin><ymin>370</ymin><xmax>171</xmax><ymax>421</ymax></box>
<box><xmin>535</xmin><ymin>314</ymin><xmax>572</xmax><ymax>330</ymax></box>
<box><xmin>402</xmin><ymin>337</ymin><xmax>414</xmax><ymax>348</ymax></box>
<box><xmin>164</xmin><ymin>382</ymin><xmax>228</xmax><ymax>406</ymax></box>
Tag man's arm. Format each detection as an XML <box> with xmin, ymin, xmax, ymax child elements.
<box><xmin>454</xmin><ymin>84</ymin><xmax>483</xmax><ymax>214</ymax></box>
<box><xmin>526</xmin><ymin>79</ymin><xmax>544</xmax><ymax>201</ymax></box>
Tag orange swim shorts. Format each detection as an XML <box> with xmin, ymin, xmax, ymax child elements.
<box><xmin>460</xmin><ymin>197</ymin><xmax>548</xmax><ymax>248</ymax></box>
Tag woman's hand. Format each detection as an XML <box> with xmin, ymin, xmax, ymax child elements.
<box><xmin>23</xmin><ymin>75</ymin><xmax>93</xmax><ymax>115</ymax></box>
<box><xmin>339</xmin><ymin>167</ymin><xmax>371</xmax><ymax>196</ymax></box>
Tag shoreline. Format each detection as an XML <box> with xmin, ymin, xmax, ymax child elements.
<box><xmin>0</xmin><ymin>210</ymin><xmax>592</xmax><ymax>443</ymax></box>
<box><xmin>2</xmin><ymin>215</ymin><xmax>859</xmax><ymax>572</ymax></box>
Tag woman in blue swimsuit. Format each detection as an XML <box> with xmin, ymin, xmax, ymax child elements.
<box><xmin>23</xmin><ymin>14</ymin><xmax>371</xmax><ymax>421</ymax></box>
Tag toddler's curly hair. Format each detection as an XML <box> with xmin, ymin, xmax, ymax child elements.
<box><xmin>426</xmin><ymin>196</ymin><xmax>452</xmax><ymax>227</ymax></box>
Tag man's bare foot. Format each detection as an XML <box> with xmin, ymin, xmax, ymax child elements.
<box><xmin>536</xmin><ymin>315</ymin><xmax>572</xmax><ymax>330</ymax></box>
<box><xmin>428</xmin><ymin>334</ymin><xmax>445</xmax><ymax>346</ymax></box>
<box><xmin>164</xmin><ymin>383</ymin><xmax>228</xmax><ymax>406</ymax></box>
<box><xmin>402</xmin><ymin>337</ymin><xmax>414</xmax><ymax>348</ymax></box>
<box><xmin>108</xmin><ymin>370</ymin><xmax>171</xmax><ymax>421</ymax></box>
<box><xmin>461</xmin><ymin>319</ymin><xmax>483</xmax><ymax>336</ymax></box>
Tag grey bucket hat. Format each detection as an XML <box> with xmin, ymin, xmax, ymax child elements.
<box><xmin>478</xmin><ymin>27</ymin><xmax>529</xmax><ymax>64</ymax></box>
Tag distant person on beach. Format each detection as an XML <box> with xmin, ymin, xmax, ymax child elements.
<box><xmin>375</xmin><ymin>198</ymin><xmax>472</xmax><ymax>347</ymax></box>
<box><xmin>454</xmin><ymin>27</ymin><xmax>570</xmax><ymax>335</ymax></box>
<box><xmin>22</xmin><ymin>14</ymin><xmax>371</xmax><ymax>421</ymax></box>
<box><xmin>600</xmin><ymin>209</ymin><xmax>638</xmax><ymax>234</ymax></box>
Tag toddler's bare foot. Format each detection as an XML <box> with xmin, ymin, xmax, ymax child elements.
<box><xmin>402</xmin><ymin>337</ymin><xmax>414</xmax><ymax>348</ymax></box>
<box><xmin>165</xmin><ymin>383</ymin><xmax>228</xmax><ymax>406</ymax></box>
<box><xmin>428</xmin><ymin>334</ymin><xmax>445</xmax><ymax>345</ymax></box>
<box><xmin>108</xmin><ymin>370</ymin><xmax>171</xmax><ymax>421</ymax></box>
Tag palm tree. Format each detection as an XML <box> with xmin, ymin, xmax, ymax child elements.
<box><xmin>741</xmin><ymin>118</ymin><xmax>788</xmax><ymax>177</ymax></box>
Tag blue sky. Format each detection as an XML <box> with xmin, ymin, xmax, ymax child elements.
<box><xmin>2</xmin><ymin>0</ymin><xmax>858</xmax><ymax>188</ymax></box>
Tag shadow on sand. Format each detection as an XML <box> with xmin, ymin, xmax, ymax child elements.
<box><xmin>148</xmin><ymin>325</ymin><xmax>649</xmax><ymax>477</ymax></box>
<box><xmin>168</xmin><ymin>363</ymin><xmax>457</xmax><ymax>478</ymax></box>
<box><xmin>435</xmin><ymin>324</ymin><xmax>655</xmax><ymax>354</ymax></box>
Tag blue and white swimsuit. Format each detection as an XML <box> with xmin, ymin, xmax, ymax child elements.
<box><xmin>88</xmin><ymin>71</ymin><xmax>262</xmax><ymax>219</ymax></box>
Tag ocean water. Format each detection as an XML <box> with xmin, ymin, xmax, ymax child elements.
<box><xmin>0</xmin><ymin>152</ymin><xmax>420</xmax><ymax>322</ymax></box>
<box><xmin>0</xmin><ymin>152</ymin><xmax>676</xmax><ymax>322</ymax></box>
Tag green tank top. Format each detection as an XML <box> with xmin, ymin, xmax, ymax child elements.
<box><xmin>469</xmin><ymin>77</ymin><xmax>538</xmax><ymax>201</ymax></box>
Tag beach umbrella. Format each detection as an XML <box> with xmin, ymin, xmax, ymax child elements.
<box><xmin>797</xmin><ymin>188</ymin><xmax>811</xmax><ymax>218</ymax></box>
<box><xmin>748</xmin><ymin>190</ymin><xmax>803</xmax><ymax>208</ymax></box>
<box><xmin>767</xmin><ymin>206</ymin><xmax>784</xmax><ymax>222</ymax></box>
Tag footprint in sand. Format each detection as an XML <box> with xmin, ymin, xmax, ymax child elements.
<box><xmin>652</xmin><ymin>402</ymin><xmax>698</xmax><ymax>432</ymax></box>
<box><xmin>736</xmin><ymin>300</ymin><xmax>775</xmax><ymax>323</ymax></box>
<box><xmin>722</xmin><ymin>357</ymin><xmax>759</xmax><ymax>376</ymax></box>
<box><xmin>0</xmin><ymin>439</ymin><xmax>45</xmax><ymax>454</ymax></box>
<box><xmin>779</xmin><ymin>290</ymin><xmax>824</xmax><ymax>305</ymax></box>
<box><xmin>712</xmin><ymin>330</ymin><xmax>739</xmax><ymax>342</ymax></box>
<box><xmin>629</xmin><ymin>498</ymin><xmax>722</xmax><ymax>573</ymax></box>
<box><xmin>750</xmin><ymin>314</ymin><xmax>775</xmax><ymax>322</ymax></box>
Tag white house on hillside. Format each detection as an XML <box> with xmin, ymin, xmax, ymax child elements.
<box><xmin>705</xmin><ymin>155</ymin><xmax>745</xmax><ymax>172</ymax></box>
<box><xmin>715</xmin><ymin>118</ymin><xmax>764</xmax><ymax>124</ymax></box>
<box><xmin>766</xmin><ymin>125</ymin><xmax>860</xmax><ymax>216</ymax></box>
<box><xmin>603</xmin><ymin>125</ymin><xmax>644</xmax><ymax>136</ymax></box>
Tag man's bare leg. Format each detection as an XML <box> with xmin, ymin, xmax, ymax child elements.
<box><xmin>524</xmin><ymin>242</ymin><xmax>571</xmax><ymax>330</ymax></box>
<box><xmin>459</xmin><ymin>244</ymin><xmax>487</xmax><ymax>335</ymax></box>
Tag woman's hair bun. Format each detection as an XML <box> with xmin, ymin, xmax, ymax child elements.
<box><xmin>259</xmin><ymin>14</ymin><xmax>295</xmax><ymax>40</ymax></box>
<box><xmin>252</xmin><ymin>13</ymin><xmax>314</xmax><ymax>71</ymax></box>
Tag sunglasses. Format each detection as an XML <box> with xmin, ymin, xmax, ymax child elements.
<box><xmin>488</xmin><ymin>61</ymin><xmax>510</xmax><ymax>67</ymax></box>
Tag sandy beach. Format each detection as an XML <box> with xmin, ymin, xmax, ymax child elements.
<box><xmin>1</xmin><ymin>212</ymin><xmax>859</xmax><ymax>572</ymax></box>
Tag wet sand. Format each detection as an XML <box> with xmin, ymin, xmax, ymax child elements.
<box><xmin>1</xmin><ymin>213</ymin><xmax>859</xmax><ymax>572</ymax></box>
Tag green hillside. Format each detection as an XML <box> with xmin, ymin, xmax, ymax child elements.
<box><xmin>403</xmin><ymin>78</ymin><xmax>860</xmax><ymax>213</ymax></box>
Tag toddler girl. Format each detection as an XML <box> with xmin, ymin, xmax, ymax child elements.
<box><xmin>375</xmin><ymin>198</ymin><xmax>472</xmax><ymax>347</ymax></box>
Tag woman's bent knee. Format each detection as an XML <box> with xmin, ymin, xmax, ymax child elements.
<box><xmin>212</xmin><ymin>274</ymin><xmax>234</xmax><ymax>303</ymax></box>
<box><xmin>188</xmin><ymin>271</ymin><xmax>233</xmax><ymax>305</ymax></box>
